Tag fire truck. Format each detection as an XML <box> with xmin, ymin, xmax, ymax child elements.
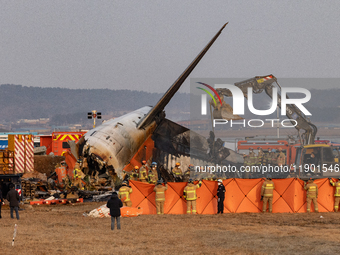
<box><xmin>39</xmin><ymin>131</ymin><xmax>86</xmax><ymax>156</ymax></box>
<box><xmin>237</xmin><ymin>138</ymin><xmax>299</xmax><ymax>166</ymax></box>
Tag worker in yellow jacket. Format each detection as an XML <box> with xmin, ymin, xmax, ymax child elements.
<box><xmin>304</xmin><ymin>178</ymin><xmax>318</xmax><ymax>213</ymax></box>
<box><xmin>183</xmin><ymin>179</ymin><xmax>202</xmax><ymax>214</ymax></box>
<box><xmin>330</xmin><ymin>177</ymin><xmax>340</xmax><ymax>212</ymax></box>
<box><xmin>118</xmin><ymin>181</ymin><xmax>133</xmax><ymax>207</ymax></box>
<box><xmin>153</xmin><ymin>180</ymin><xmax>168</xmax><ymax>214</ymax></box>
<box><xmin>261</xmin><ymin>175</ymin><xmax>275</xmax><ymax>213</ymax></box>
<box><xmin>139</xmin><ymin>161</ymin><xmax>148</xmax><ymax>182</ymax></box>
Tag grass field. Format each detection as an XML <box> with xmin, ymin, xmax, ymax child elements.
<box><xmin>1</xmin><ymin>202</ymin><xmax>340</xmax><ymax>255</ymax></box>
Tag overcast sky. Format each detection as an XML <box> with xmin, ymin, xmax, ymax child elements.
<box><xmin>1</xmin><ymin>1</ymin><xmax>339</xmax><ymax>93</ymax></box>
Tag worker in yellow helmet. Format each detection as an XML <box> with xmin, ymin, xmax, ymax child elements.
<box><xmin>172</xmin><ymin>162</ymin><xmax>183</xmax><ymax>182</ymax></box>
<box><xmin>118</xmin><ymin>181</ymin><xmax>133</xmax><ymax>207</ymax></box>
<box><xmin>330</xmin><ymin>177</ymin><xmax>340</xmax><ymax>212</ymax></box>
<box><xmin>183</xmin><ymin>179</ymin><xmax>202</xmax><ymax>214</ymax></box>
<box><xmin>139</xmin><ymin>161</ymin><xmax>148</xmax><ymax>182</ymax></box>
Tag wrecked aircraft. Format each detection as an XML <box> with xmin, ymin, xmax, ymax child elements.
<box><xmin>76</xmin><ymin>23</ymin><xmax>240</xmax><ymax>182</ymax></box>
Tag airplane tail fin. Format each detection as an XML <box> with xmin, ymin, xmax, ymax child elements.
<box><xmin>137</xmin><ymin>23</ymin><xmax>228</xmax><ymax>129</ymax></box>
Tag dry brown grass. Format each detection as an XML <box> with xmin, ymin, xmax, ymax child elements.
<box><xmin>1</xmin><ymin>202</ymin><xmax>340</xmax><ymax>255</ymax></box>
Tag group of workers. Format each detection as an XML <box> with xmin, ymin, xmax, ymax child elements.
<box><xmin>124</xmin><ymin>160</ymin><xmax>159</xmax><ymax>184</ymax></box>
<box><xmin>261</xmin><ymin>176</ymin><xmax>340</xmax><ymax>213</ymax></box>
<box><xmin>118</xmin><ymin>177</ymin><xmax>215</xmax><ymax>215</ymax></box>
<box><xmin>119</xmin><ymin>171</ymin><xmax>340</xmax><ymax>214</ymax></box>
<box><xmin>124</xmin><ymin>161</ymin><xmax>192</xmax><ymax>183</ymax></box>
<box><xmin>243</xmin><ymin>147</ymin><xmax>286</xmax><ymax>178</ymax></box>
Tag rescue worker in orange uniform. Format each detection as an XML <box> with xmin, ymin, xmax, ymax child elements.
<box><xmin>277</xmin><ymin>148</ymin><xmax>286</xmax><ymax>167</ymax></box>
<box><xmin>261</xmin><ymin>175</ymin><xmax>275</xmax><ymax>213</ymax></box>
<box><xmin>139</xmin><ymin>161</ymin><xmax>148</xmax><ymax>182</ymax></box>
<box><xmin>329</xmin><ymin>177</ymin><xmax>340</xmax><ymax>212</ymax></box>
<box><xmin>172</xmin><ymin>162</ymin><xmax>183</xmax><ymax>182</ymax></box>
<box><xmin>183</xmin><ymin>179</ymin><xmax>202</xmax><ymax>214</ymax></box>
<box><xmin>153</xmin><ymin>180</ymin><xmax>168</xmax><ymax>214</ymax></box>
<box><xmin>304</xmin><ymin>178</ymin><xmax>318</xmax><ymax>212</ymax></box>
<box><xmin>118</xmin><ymin>181</ymin><xmax>133</xmax><ymax>207</ymax></box>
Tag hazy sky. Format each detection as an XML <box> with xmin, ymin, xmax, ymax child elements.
<box><xmin>1</xmin><ymin>1</ymin><xmax>339</xmax><ymax>93</ymax></box>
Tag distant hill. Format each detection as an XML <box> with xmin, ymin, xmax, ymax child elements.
<box><xmin>0</xmin><ymin>84</ymin><xmax>339</xmax><ymax>125</ymax></box>
<box><xmin>0</xmin><ymin>84</ymin><xmax>190</xmax><ymax>124</ymax></box>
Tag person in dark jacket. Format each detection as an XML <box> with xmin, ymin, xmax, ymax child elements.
<box><xmin>0</xmin><ymin>184</ymin><xmax>2</xmax><ymax>219</ymax></box>
<box><xmin>217</xmin><ymin>179</ymin><xmax>226</xmax><ymax>214</ymax></box>
<box><xmin>6</xmin><ymin>184</ymin><xmax>20</xmax><ymax>220</ymax></box>
<box><xmin>106</xmin><ymin>192</ymin><xmax>123</xmax><ymax>230</ymax></box>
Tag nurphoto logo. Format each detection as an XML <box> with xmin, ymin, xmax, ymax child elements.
<box><xmin>196</xmin><ymin>79</ymin><xmax>312</xmax><ymax>128</ymax></box>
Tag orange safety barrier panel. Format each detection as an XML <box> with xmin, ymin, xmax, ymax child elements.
<box><xmin>129</xmin><ymin>178</ymin><xmax>340</xmax><ymax>214</ymax></box>
<box><xmin>121</xmin><ymin>207</ymin><xmax>143</xmax><ymax>217</ymax></box>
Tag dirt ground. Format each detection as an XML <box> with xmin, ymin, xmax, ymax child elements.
<box><xmin>1</xmin><ymin>202</ymin><xmax>340</xmax><ymax>255</ymax></box>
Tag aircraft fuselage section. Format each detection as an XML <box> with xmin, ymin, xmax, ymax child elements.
<box><xmin>83</xmin><ymin>106</ymin><xmax>156</xmax><ymax>177</ymax></box>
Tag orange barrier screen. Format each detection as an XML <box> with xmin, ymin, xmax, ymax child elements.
<box><xmin>129</xmin><ymin>178</ymin><xmax>337</xmax><ymax>214</ymax></box>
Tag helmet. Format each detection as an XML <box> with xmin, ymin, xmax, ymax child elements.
<box><xmin>271</xmin><ymin>149</ymin><xmax>276</xmax><ymax>153</ymax></box>
<box><xmin>338</xmin><ymin>177</ymin><xmax>340</xmax><ymax>180</ymax></box>
<box><xmin>218</xmin><ymin>179</ymin><xmax>222</xmax><ymax>183</ymax></box>
<box><xmin>257</xmin><ymin>147</ymin><xmax>262</xmax><ymax>150</ymax></box>
<box><xmin>176</xmin><ymin>162</ymin><xmax>180</xmax><ymax>166</ymax></box>
<box><xmin>134</xmin><ymin>166</ymin><xmax>139</xmax><ymax>170</ymax></box>
<box><xmin>61</xmin><ymin>161</ymin><xmax>67</xmax><ymax>166</ymax></box>
<box><xmin>151</xmin><ymin>162</ymin><xmax>157</xmax><ymax>166</ymax></box>
<box><xmin>157</xmin><ymin>180</ymin><xmax>162</xmax><ymax>185</ymax></box>
<box><xmin>249</xmin><ymin>147</ymin><xmax>253</xmax><ymax>150</ymax></box>
<box><xmin>122</xmin><ymin>181</ymin><xmax>127</xmax><ymax>186</ymax></box>
<box><xmin>188</xmin><ymin>178</ymin><xmax>193</xmax><ymax>183</ymax></box>
<box><xmin>267</xmin><ymin>174</ymin><xmax>272</xmax><ymax>180</ymax></box>
<box><xmin>77</xmin><ymin>159</ymin><xmax>82</xmax><ymax>163</ymax></box>
<box><xmin>268</xmin><ymin>147</ymin><xmax>271</xmax><ymax>150</ymax></box>
<box><xmin>142</xmin><ymin>160</ymin><xmax>146</xmax><ymax>164</ymax></box>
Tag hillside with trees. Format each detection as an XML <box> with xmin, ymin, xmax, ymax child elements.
<box><xmin>0</xmin><ymin>84</ymin><xmax>340</xmax><ymax>125</ymax></box>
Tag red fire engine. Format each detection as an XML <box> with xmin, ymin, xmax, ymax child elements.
<box><xmin>39</xmin><ymin>132</ymin><xmax>86</xmax><ymax>156</ymax></box>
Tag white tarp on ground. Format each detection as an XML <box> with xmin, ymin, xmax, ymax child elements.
<box><xmin>85</xmin><ymin>204</ymin><xmax>143</xmax><ymax>218</ymax></box>
<box><xmin>87</xmin><ymin>204</ymin><xmax>110</xmax><ymax>218</ymax></box>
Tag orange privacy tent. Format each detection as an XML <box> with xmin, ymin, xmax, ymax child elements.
<box><xmin>128</xmin><ymin>178</ymin><xmax>336</xmax><ymax>214</ymax></box>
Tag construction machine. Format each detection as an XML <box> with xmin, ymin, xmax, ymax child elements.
<box><xmin>213</xmin><ymin>75</ymin><xmax>337</xmax><ymax>178</ymax></box>
<box><xmin>211</xmin><ymin>75</ymin><xmax>317</xmax><ymax>145</ymax></box>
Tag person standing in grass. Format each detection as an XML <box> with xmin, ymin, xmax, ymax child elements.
<box><xmin>107</xmin><ymin>192</ymin><xmax>123</xmax><ymax>230</ymax></box>
<box><xmin>6</xmin><ymin>183</ymin><xmax>20</xmax><ymax>220</ymax></box>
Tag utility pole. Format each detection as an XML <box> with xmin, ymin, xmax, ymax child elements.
<box><xmin>87</xmin><ymin>110</ymin><xmax>102</xmax><ymax>128</ymax></box>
